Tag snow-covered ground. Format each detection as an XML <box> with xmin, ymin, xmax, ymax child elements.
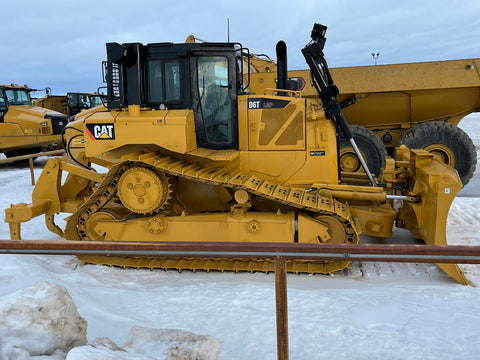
<box><xmin>1</xmin><ymin>114</ymin><xmax>480</xmax><ymax>359</ymax></box>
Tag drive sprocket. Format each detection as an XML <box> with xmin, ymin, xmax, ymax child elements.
<box><xmin>117</xmin><ymin>166</ymin><xmax>172</xmax><ymax>214</ymax></box>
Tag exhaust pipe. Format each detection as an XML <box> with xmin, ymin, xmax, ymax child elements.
<box><xmin>276</xmin><ymin>41</ymin><xmax>288</xmax><ymax>96</ymax></box>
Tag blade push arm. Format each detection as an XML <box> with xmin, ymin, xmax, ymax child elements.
<box><xmin>302</xmin><ymin>24</ymin><xmax>376</xmax><ymax>185</ymax></box>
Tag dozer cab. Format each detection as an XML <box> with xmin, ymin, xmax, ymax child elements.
<box><xmin>34</xmin><ymin>91</ymin><xmax>106</xmax><ymax>120</ymax></box>
<box><xmin>0</xmin><ymin>84</ymin><xmax>67</xmax><ymax>158</ymax></box>
<box><xmin>5</xmin><ymin>24</ymin><xmax>468</xmax><ymax>284</ymax></box>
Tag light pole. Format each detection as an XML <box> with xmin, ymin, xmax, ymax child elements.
<box><xmin>371</xmin><ymin>51</ymin><xmax>380</xmax><ymax>65</ymax></box>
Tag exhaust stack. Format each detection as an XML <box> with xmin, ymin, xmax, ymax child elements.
<box><xmin>276</xmin><ymin>41</ymin><xmax>288</xmax><ymax>96</ymax></box>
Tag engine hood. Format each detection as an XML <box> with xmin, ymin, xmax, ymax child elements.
<box><xmin>12</xmin><ymin>105</ymin><xmax>68</xmax><ymax>120</ymax></box>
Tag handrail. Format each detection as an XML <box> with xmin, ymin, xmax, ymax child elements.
<box><xmin>0</xmin><ymin>149</ymin><xmax>65</xmax><ymax>185</ymax></box>
<box><xmin>0</xmin><ymin>149</ymin><xmax>65</xmax><ymax>164</ymax></box>
<box><xmin>1</xmin><ymin>240</ymin><xmax>480</xmax><ymax>263</ymax></box>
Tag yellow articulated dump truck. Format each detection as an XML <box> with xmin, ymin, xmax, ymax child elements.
<box><xmin>0</xmin><ymin>84</ymin><xmax>67</xmax><ymax>158</ymax></box>
<box><xmin>34</xmin><ymin>92</ymin><xmax>106</xmax><ymax>120</ymax></box>
<box><xmin>248</xmin><ymin>54</ymin><xmax>480</xmax><ymax>186</ymax></box>
<box><xmin>4</xmin><ymin>24</ymin><xmax>469</xmax><ymax>284</ymax></box>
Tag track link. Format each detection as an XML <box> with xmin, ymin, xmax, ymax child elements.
<box><xmin>77</xmin><ymin>256</ymin><xmax>351</xmax><ymax>275</ymax></box>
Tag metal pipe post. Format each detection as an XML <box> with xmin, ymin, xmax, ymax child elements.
<box><xmin>275</xmin><ymin>257</ymin><xmax>289</xmax><ymax>360</ymax></box>
<box><xmin>29</xmin><ymin>157</ymin><xmax>35</xmax><ymax>185</ymax></box>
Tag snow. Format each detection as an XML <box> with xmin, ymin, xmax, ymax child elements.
<box><xmin>1</xmin><ymin>114</ymin><xmax>480</xmax><ymax>359</ymax></box>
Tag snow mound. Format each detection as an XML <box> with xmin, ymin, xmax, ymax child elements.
<box><xmin>0</xmin><ymin>281</ymin><xmax>88</xmax><ymax>357</ymax></box>
<box><xmin>66</xmin><ymin>328</ymin><xmax>222</xmax><ymax>360</ymax></box>
<box><xmin>0</xmin><ymin>282</ymin><xmax>222</xmax><ymax>360</ymax></box>
<box><xmin>124</xmin><ymin>326</ymin><xmax>222</xmax><ymax>360</ymax></box>
<box><xmin>66</xmin><ymin>340</ymin><xmax>155</xmax><ymax>360</ymax></box>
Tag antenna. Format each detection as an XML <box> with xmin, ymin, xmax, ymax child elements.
<box><xmin>227</xmin><ymin>17</ymin><xmax>230</xmax><ymax>42</ymax></box>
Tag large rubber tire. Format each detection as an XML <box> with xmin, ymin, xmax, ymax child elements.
<box><xmin>338</xmin><ymin>125</ymin><xmax>387</xmax><ymax>177</ymax></box>
<box><xmin>396</xmin><ymin>121</ymin><xmax>476</xmax><ymax>186</ymax></box>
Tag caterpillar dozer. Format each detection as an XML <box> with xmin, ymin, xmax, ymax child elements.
<box><xmin>0</xmin><ymin>84</ymin><xmax>67</xmax><ymax>158</ymax></box>
<box><xmin>4</xmin><ymin>24</ymin><xmax>468</xmax><ymax>284</ymax></box>
<box><xmin>247</xmin><ymin>53</ymin><xmax>480</xmax><ymax>186</ymax></box>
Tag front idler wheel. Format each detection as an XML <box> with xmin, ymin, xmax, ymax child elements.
<box><xmin>85</xmin><ymin>209</ymin><xmax>122</xmax><ymax>241</ymax></box>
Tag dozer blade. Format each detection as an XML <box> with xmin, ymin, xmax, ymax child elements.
<box><xmin>396</xmin><ymin>148</ymin><xmax>468</xmax><ymax>285</ymax></box>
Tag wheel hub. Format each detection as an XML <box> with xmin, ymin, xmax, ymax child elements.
<box><xmin>339</xmin><ymin>148</ymin><xmax>361</xmax><ymax>173</ymax></box>
<box><xmin>424</xmin><ymin>143</ymin><xmax>455</xmax><ymax>167</ymax></box>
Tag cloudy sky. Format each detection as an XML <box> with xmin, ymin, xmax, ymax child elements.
<box><xmin>2</xmin><ymin>0</ymin><xmax>479</xmax><ymax>95</ymax></box>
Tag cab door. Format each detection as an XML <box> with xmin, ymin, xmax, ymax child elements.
<box><xmin>191</xmin><ymin>52</ymin><xmax>238</xmax><ymax>150</ymax></box>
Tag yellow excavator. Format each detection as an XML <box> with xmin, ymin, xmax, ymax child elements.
<box><xmin>4</xmin><ymin>24</ymin><xmax>468</xmax><ymax>284</ymax></box>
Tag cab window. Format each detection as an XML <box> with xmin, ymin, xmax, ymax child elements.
<box><xmin>68</xmin><ymin>93</ymin><xmax>91</xmax><ymax>109</ymax></box>
<box><xmin>5</xmin><ymin>89</ymin><xmax>32</xmax><ymax>105</ymax></box>
<box><xmin>145</xmin><ymin>60</ymin><xmax>182</xmax><ymax>104</ymax></box>
<box><xmin>0</xmin><ymin>95</ymin><xmax>7</xmax><ymax>112</ymax></box>
<box><xmin>89</xmin><ymin>95</ymin><xmax>104</xmax><ymax>107</ymax></box>
<box><xmin>0</xmin><ymin>94</ymin><xmax>7</xmax><ymax>121</ymax></box>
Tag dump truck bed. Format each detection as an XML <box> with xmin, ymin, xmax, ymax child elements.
<box><xmin>249</xmin><ymin>58</ymin><xmax>480</xmax><ymax>129</ymax></box>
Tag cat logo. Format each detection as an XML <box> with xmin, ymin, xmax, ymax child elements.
<box><xmin>85</xmin><ymin>123</ymin><xmax>115</xmax><ymax>140</ymax></box>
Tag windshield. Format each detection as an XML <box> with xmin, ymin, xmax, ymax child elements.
<box><xmin>5</xmin><ymin>89</ymin><xmax>32</xmax><ymax>105</ymax></box>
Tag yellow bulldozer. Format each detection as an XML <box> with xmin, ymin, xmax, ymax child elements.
<box><xmin>247</xmin><ymin>52</ymin><xmax>480</xmax><ymax>186</ymax></box>
<box><xmin>0</xmin><ymin>84</ymin><xmax>67</xmax><ymax>158</ymax></box>
<box><xmin>4</xmin><ymin>24</ymin><xmax>469</xmax><ymax>284</ymax></box>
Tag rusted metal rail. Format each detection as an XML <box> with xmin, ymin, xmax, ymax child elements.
<box><xmin>0</xmin><ymin>149</ymin><xmax>65</xmax><ymax>185</ymax></box>
<box><xmin>2</xmin><ymin>239</ymin><xmax>480</xmax><ymax>360</ymax></box>
<box><xmin>0</xmin><ymin>149</ymin><xmax>65</xmax><ymax>164</ymax></box>
<box><xmin>2</xmin><ymin>240</ymin><xmax>480</xmax><ymax>263</ymax></box>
